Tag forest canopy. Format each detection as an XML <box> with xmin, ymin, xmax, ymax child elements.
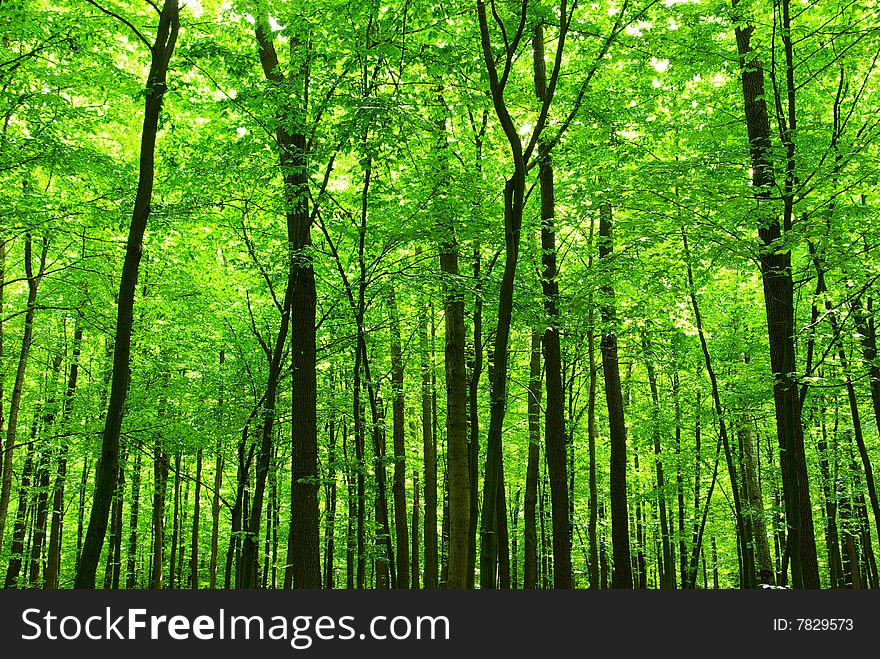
<box><xmin>1</xmin><ymin>0</ymin><xmax>879</xmax><ymax>590</ymax></box>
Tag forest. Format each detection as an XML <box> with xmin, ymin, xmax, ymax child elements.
<box><xmin>0</xmin><ymin>0</ymin><xmax>878</xmax><ymax>591</ymax></box>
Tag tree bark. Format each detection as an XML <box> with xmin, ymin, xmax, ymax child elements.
<box><xmin>76</xmin><ymin>0</ymin><xmax>179</xmax><ymax>588</ymax></box>
<box><xmin>731</xmin><ymin>0</ymin><xmax>819</xmax><ymax>588</ymax></box>
<box><xmin>420</xmin><ymin>291</ymin><xmax>438</xmax><ymax>589</ymax></box>
<box><xmin>524</xmin><ymin>331</ymin><xmax>542</xmax><ymax>589</ymax></box>
<box><xmin>0</xmin><ymin>236</ymin><xmax>47</xmax><ymax>555</ymax></box>
<box><xmin>388</xmin><ymin>287</ymin><xmax>409</xmax><ymax>588</ymax></box>
<box><xmin>598</xmin><ymin>205</ymin><xmax>633</xmax><ymax>589</ymax></box>
<box><xmin>46</xmin><ymin>321</ymin><xmax>83</xmax><ymax>589</ymax></box>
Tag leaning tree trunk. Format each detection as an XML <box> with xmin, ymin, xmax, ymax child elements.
<box><xmin>76</xmin><ymin>0</ymin><xmax>179</xmax><ymax>588</ymax></box>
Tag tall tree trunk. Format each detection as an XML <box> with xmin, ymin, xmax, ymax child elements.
<box><xmin>125</xmin><ymin>449</ymin><xmax>142</xmax><ymax>588</ymax></box>
<box><xmin>76</xmin><ymin>0</ymin><xmax>179</xmax><ymax>588</ymax></box>
<box><xmin>5</xmin><ymin>429</ymin><xmax>36</xmax><ymax>587</ymax></box>
<box><xmin>388</xmin><ymin>287</ymin><xmax>409</xmax><ymax>588</ymax></box>
<box><xmin>168</xmin><ymin>452</ymin><xmax>181</xmax><ymax>589</ymax></box>
<box><xmin>0</xmin><ymin>236</ymin><xmax>47</xmax><ymax>555</ymax></box>
<box><xmin>323</xmin><ymin>418</ymin><xmax>338</xmax><ymax>589</ymax></box>
<box><xmin>411</xmin><ymin>468</ymin><xmax>420</xmax><ymax>589</ymax></box>
<box><xmin>642</xmin><ymin>332</ymin><xmax>674</xmax><ymax>589</ymax></box>
<box><xmin>533</xmin><ymin>22</ymin><xmax>572</xmax><ymax>590</ymax></box>
<box><xmin>476</xmin><ymin>0</ymin><xmax>529</xmax><ymax>588</ymax></box>
<box><xmin>524</xmin><ymin>331</ymin><xmax>542</xmax><ymax>589</ymax></box>
<box><xmin>252</xmin><ymin>20</ymin><xmax>320</xmax><ymax>591</ymax></box>
<box><xmin>46</xmin><ymin>321</ymin><xmax>83</xmax><ymax>589</ymax></box>
<box><xmin>739</xmin><ymin>410</ymin><xmax>774</xmax><ymax>585</ymax></box>
<box><xmin>730</xmin><ymin>0</ymin><xmax>818</xmax><ymax>589</ymax></box>
<box><xmin>597</xmin><ymin>204</ymin><xmax>633</xmax><ymax>589</ymax></box>
<box><xmin>151</xmin><ymin>440</ymin><xmax>168</xmax><ymax>589</ymax></box>
<box><xmin>190</xmin><ymin>448</ymin><xmax>202</xmax><ymax>588</ymax></box>
<box><xmin>433</xmin><ymin>105</ymin><xmax>470</xmax><ymax>590</ymax></box>
<box><xmin>466</xmin><ymin>245</ymin><xmax>483</xmax><ymax>589</ymax></box>
<box><xmin>420</xmin><ymin>294</ymin><xmax>438</xmax><ymax>588</ymax></box>
<box><xmin>209</xmin><ymin>351</ymin><xmax>225</xmax><ymax>589</ymax></box>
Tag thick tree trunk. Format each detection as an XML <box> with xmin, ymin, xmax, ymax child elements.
<box><xmin>440</xmin><ymin>237</ymin><xmax>470</xmax><ymax>589</ymax></box>
<box><xmin>46</xmin><ymin>322</ymin><xmax>83</xmax><ymax>589</ymax></box>
<box><xmin>731</xmin><ymin>0</ymin><xmax>818</xmax><ymax>588</ymax></box>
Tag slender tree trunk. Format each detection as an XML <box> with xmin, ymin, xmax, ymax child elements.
<box><xmin>683</xmin><ymin>229</ymin><xmax>749</xmax><ymax>587</ymax></box>
<box><xmin>642</xmin><ymin>332</ymin><xmax>674</xmax><ymax>589</ymax></box>
<box><xmin>0</xmin><ymin>236</ymin><xmax>47</xmax><ymax>555</ymax></box>
<box><xmin>125</xmin><ymin>449</ymin><xmax>142</xmax><ymax>588</ymax></box>
<box><xmin>420</xmin><ymin>296</ymin><xmax>438</xmax><ymax>589</ymax></box>
<box><xmin>497</xmin><ymin>475</ymin><xmax>510</xmax><ymax>589</ymax></box>
<box><xmin>597</xmin><ymin>204</ymin><xmax>633</xmax><ymax>589</ymax></box>
<box><xmin>209</xmin><ymin>351</ymin><xmax>225</xmax><ymax>589</ymax></box>
<box><xmin>29</xmin><ymin>356</ymin><xmax>63</xmax><ymax>587</ymax></box>
<box><xmin>511</xmin><ymin>487</ymin><xmax>520</xmax><ymax>588</ymax></box>
<box><xmin>169</xmin><ymin>452</ymin><xmax>181</xmax><ymax>589</ymax></box>
<box><xmin>633</xmin><ymin>449</ymin><xmax>647</xmax><ymax>589</ymax></box>
<box><xmin>76</xmin><ymin>1</ymin><xmax>179</xmax><ymax>588</ymax></box>
<box><xmin>190</xmin><ymin>448</ymin><xmax>202</xmax><ymax>589</ymax></box>
<box><xmin>46</xmin><ymin>322</ymin><xmax>83</xmax><ymax>589</ymax></box>
<box><xmin>466</xmin><ymin>245</ymin><xmax>483</xmax><ymax>589</ymax></box>
<box><xmin>817</xmin><ymin>404</ymin><xmax>843</xmax><ymax>587</ymax></box>
<box><xmin>151</xmin><ymin>440</ymin><xmax>168</xmax><ymax>589</ymax></box>
<box><xmin>524</xmin><ymin>332</ymin><xmax>542</xmax><ymax>589</ymax></box>
<box><xmin>323</xmin><ymin>417</ymin><xmax>338</xmax><ymax>590</ymax></box>
<box><xmin>412</xmin><ymin>468</ymin><xmax>420</xmax><ymax>589</ymax></box>
<box><xmin>388</xmin><ymin>288</ymin><xmax>409</xmax><ymax>588</ymax></box>
<box><xmin>5</xmin><ymin>432</ymin><xmax>35</xmax><ymax>587</ymax></box>
<box><xmin>739</xmin><ymin>411</ymin><xmax>774</xmax><ymax>585</ymax></box>
<box><xmin>252</xmin><ymin>22</ymin><xmax>320</xmax><ymax>591</ymax></box>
